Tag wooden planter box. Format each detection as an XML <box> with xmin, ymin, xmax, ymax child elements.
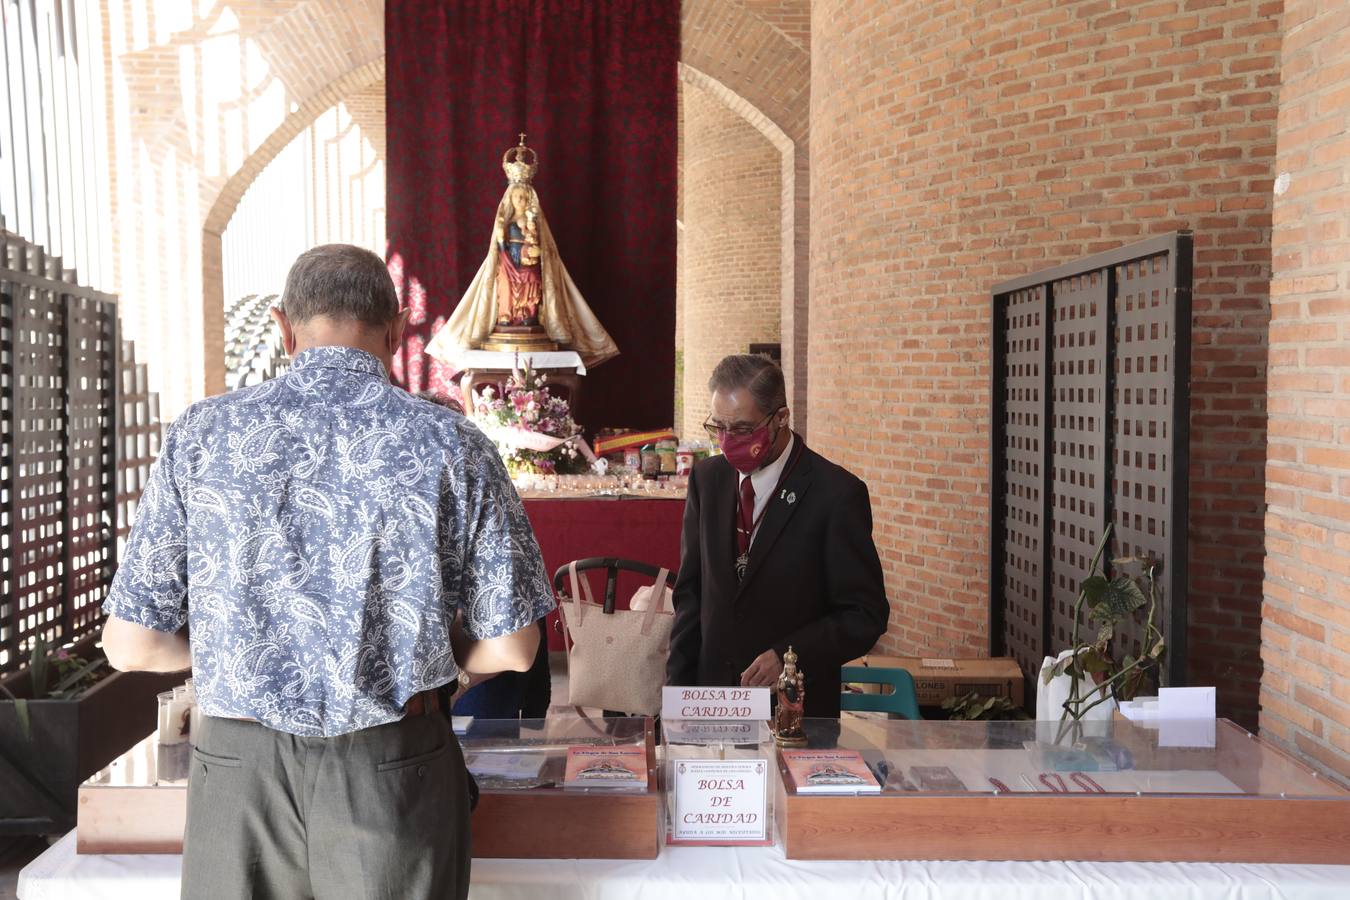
<box><xmin>0</xmin><ymin>638</ymin><xmax>183</xmax><ymax>835</ymax></box>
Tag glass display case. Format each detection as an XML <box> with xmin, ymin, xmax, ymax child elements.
<box><xmin>459</xmin><ymin>715</ymin><xmax>659</xmax><ymax>859</ymax></box>
<box><xmin>774</xmin><ymin>716</ymin><xmax>1350</xmax><ymax>863</ymax></box>
<box><xmin>77</xmin><ymin>734</ymin><xmax>187</xmax><ymax>854</ymax></box>
<box><xmin>78</xmin><ymin>715</ymin><xmax>659</xmax><ymax>859</ymax></box>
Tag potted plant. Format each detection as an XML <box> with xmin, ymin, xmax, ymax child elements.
<box><xmin>0</xmin><ymin>633</ymin><xmax>183</xmax><ymax>834</ymax></box>
<box><xmin>1042</xmin><ymin>524</ymin><xmax>1166</xmax><ymax>743</ymax></box>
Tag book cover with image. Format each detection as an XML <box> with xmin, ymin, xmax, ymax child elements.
<box><xmin>781</xmin><ymin>749</ymin><xmax>881</xmax><ymax>794</ymax></box>
<box><xmin>563</xmin><ymin>746</ymin><xmax>648</xmax><ymax>791</ymax></box>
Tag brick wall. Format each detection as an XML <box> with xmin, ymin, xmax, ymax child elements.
<box><xmin>741</xmin><ymin>0</ymin><xmax>811</xmax><ymax>52</ymax></box>
<box><xmin>810</xmin><ymin>0</ymin><xmax>1281</xmax><ymax>726</ymax></box>
<box><xmin>683</xmin><ymin>0</ymin><xmax>811</xmax><ymax>429</ymax></box>
<box><xmin>680</xmin><ymin>82</ymin><xmax>783</xmax><ymax>439</ymax></box>
<box><xmin>1260</xmin><ymin>0</ymin><xmax>1350</xmax><ymax>779</ymax></box>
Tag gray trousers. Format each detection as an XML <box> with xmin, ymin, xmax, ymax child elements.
<box><xmin>182</xmin><ymin>710</ymin><xmax>470</xmax><ymax>900</ymax></box>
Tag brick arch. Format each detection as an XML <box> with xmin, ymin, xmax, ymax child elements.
<box><xmin>679</xmin><ymin>0</ymin><xmax>812</xmax><ymax>429</ymax></box>
<box><xmin>679</xmin><ymin>67</ymin><xmax>789</xmax><ymax>438</ymax></box>
<box><xmin>200</xmin><ymin>59</ymin><xmax>386</xmax><ymax>395</ymax></box>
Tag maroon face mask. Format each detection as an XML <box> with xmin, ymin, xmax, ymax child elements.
<box><xmin>721</xmin><ymin>423</ymin><xmax>775</xmax><ymax>474</ymax></box>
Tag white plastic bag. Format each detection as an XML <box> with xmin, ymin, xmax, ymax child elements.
<box><xmin>1037</xmin><ymin>649</ymin><xmax>1117</xmax><ymax>722</ymax></box>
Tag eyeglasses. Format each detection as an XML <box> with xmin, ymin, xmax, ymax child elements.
<box><xmin>703</xmin><ymin>409</ymin><xmax>781</xmax><ymax>441</ymax></box>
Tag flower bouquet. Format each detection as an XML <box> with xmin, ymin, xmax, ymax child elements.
<box><xmin>471</xmin><ymin>361</ymin><xmax>591</xmax><ymax>476</ymax></box>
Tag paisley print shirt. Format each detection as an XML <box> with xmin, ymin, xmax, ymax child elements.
<box><xmin>104</xmin><ymin>346</ymin><xmax>555</xmax><ymax>737</ymax></box>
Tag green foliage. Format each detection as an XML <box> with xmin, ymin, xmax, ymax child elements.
<box><xmin>942</xmin><ymin>692</ymin><xmax>1031</xmax><ymax>721</ymax></box>
<box><xmin>1048</xmin><ymin>524</ymin><xmax>1168</xmax><ymax>724</ymax></box>
<box><xmin>0</xmin><ymin>636</ymin><xmax>109</xmax><ymax>742</ymax></box>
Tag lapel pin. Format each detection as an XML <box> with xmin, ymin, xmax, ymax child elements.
<box><xmin>785</xmin><ymin>491</ymin><xmax>797</xmax><ymax>505</ymax></box>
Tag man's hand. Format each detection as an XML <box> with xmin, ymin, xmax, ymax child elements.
<box><xmin>739</xmin><ymin>648</ymin><xmax>783</xmax><ymax>687</ymax></box>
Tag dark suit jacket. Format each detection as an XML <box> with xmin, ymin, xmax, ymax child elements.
<box><xmin>666</xmin><ymin>437</ymin><xmax>889</xmax><ymax>718</ymax></box>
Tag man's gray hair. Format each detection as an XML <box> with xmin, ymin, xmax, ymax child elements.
<box><xmin>279</xmin><ymin>244</ymin><xmax>399</xmax><ymax>325</ymax></box>
<box><xmin>708</xmin><ymin>354</ymin><xmax>787</xmax><ymax>416</ymax></box>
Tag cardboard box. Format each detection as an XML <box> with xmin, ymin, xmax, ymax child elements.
<box><xmin>849</xmin><ymin>656</ymin><xmax>1025</xmax><ymax>708</ymax></box>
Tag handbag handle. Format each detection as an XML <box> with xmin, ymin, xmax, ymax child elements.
<box><xmin>638</xmin><ymin>568</ymin><xmax>670</xmax><ymax>636</ymax></box>
<box><xmin>557</xmin><ymin>560</ymin><xmax>591</xmax><ymax>654</ymax></box>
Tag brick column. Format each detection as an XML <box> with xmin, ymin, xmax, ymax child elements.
<box><xmin>1260</xmin><ymin>0</ymin><xmax>1350</xmax><ymax>779</ymax></box>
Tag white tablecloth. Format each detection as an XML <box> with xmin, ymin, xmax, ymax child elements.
<box><xmin>20</xmin><ymin>831</ymin><xmax>1350</xmax><ymax>900</ymax></box>
<box><xmin>450</xmin><ymin>349</ymin><xmax>587</xmax><ymax>375</ymax></box>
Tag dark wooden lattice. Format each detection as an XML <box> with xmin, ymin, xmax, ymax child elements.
<box><xmin>991</xmin><ymin>233</ymin><xmax>1192</xmax><ymax>698</ymax></box>
<box><xmin>117</xmin><ymin>339</ymin><xmax>163</xmax><ymax>552</ymax></box>
<box><xmin>0</xmin><ymin>232</ymin><xmax>151</xmax><ymax>675</ymax></box>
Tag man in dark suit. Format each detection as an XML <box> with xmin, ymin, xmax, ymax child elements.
<box><xmin>667</xmin><ymin>354</ymin><xmax>889</xmax><ymax>718</ymax></box>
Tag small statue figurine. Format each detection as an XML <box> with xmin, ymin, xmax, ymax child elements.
<box><xmin>426</xmin><ymin>133</ymin><xmax>620</xmax><ymax>368</ymax></box>
<box><xmin>773</xmin><ymin>646</ymin><xmax>808</xmax><ymax>747</ymax></box>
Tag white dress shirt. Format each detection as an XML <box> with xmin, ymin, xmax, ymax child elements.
<box><xmin>737</xmin><ymin>432</ymin><xmax>795</xmax><ymax>548</ymax></box>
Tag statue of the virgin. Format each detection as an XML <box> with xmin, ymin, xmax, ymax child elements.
<box><xmin>426</xmin><ymin>135</ymin><xmax>620</xmax><ymax>369</ymax></box>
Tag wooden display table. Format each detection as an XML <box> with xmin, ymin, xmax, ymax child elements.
<box><xmin>77</xmin><ymin>716</ymin><xmax>660</xmax><ymax>860</ymax></box>
<box><xmin>775</xmin><ymin>717</ymin><xmax>1350</xmax><ymax>864</ymax></box>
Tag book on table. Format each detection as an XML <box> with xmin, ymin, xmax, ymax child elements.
<box><xmin>563</xmin><ymin>745</ymin><xmax>648</xmax><ymax>791</ymax></box>
<box><xmin>781</xmin><ymin>749</ymin><xmax>882</xmax><ymax>794</ymax></box>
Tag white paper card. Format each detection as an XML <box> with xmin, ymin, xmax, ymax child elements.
<box><xmin>671</xmin><ymin>758</ymin><xmax>768</xmax><ymax>842</ymax></box>
<box><xmin>662</xmin><ymin>686</ymin><xmax>770</xmax><ymax>721</ymax></box>
<box><xmin>1157</xmin><ymin>686</ymin><xmax>1216</xmax><ymax>747</ymax></box>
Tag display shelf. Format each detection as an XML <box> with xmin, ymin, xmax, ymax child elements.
<box><xmin>775</xmin><ymin>717</ymin><xmax>1350</xmax><ymax>863</ymax></box>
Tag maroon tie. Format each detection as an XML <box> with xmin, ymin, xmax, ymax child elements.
<box><xmin>737</xmin><ymin>477</ymin><xmax>756</xmax><ymax>556</ymax></box>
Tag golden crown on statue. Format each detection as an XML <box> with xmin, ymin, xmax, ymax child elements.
<box><xmin>501</xmin><ymin>133</ymin><xmax>539</xmax><ymax>185</ymax></box>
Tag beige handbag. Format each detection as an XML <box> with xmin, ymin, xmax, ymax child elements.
<box><xmin>557</xmin><ymin>562</ymin><xmax>673</xmax><ymax>716</ymax></box>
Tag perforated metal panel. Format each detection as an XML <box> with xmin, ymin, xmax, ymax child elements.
<box><xmin>1112</xmin><ymin>253</ymin><xmax>1190</xmax><ymax>670</ymax></box>
<box><xmin>1049</xmin><ymin>272</ymin><xmax>1108</xmax><ymax>651</ymax></box>
<box><xmin>991</xmin><ymin>233</ymin><xmax>1192</xmax><ymax>697</ymax></box>
<box><xmin>998</xmin><ymin>286</ymin><xmax>1047</xmax><ymax>680</ymax></box>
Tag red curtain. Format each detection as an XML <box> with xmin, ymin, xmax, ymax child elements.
<box><xmin>386</xmin><ymin>0</ymin><xmax>679</xmax><ymax>433</ymax></box>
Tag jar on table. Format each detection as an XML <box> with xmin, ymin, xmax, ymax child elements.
<box><xmin>675</xmin><ymin>445</ymin><xmax>695</xmax><ymax>476</ymax></box>
<box><xmin>639</xmin><ymin>444</ymin><xmax>661</xmax><ymax>479</ymax></box>
<box><xmin>657</xmin><ymin>440</ymin><xmax>678</xmax><ymax>475</ymax></box>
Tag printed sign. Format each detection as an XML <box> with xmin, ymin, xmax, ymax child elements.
<box><xmin>662</xmin><ymin>686</ymin><xmax>771</xmax><ymax>721</ymax></box>
<box><xmin>670</xmin><ymin>758</ymin><xmax>768</xmax><ymax>843</ymax></box>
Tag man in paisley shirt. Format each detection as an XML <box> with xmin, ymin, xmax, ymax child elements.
<box><xmin>101</xmin><ymin>244</ymin><xmax>555</xmax><ymax>899</ymax></box>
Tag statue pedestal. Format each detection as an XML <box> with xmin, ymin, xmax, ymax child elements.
<box><xmin>480</xmin><ymin>325</ymin><xmax>559</xmax><ymax>354</ymax></box>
